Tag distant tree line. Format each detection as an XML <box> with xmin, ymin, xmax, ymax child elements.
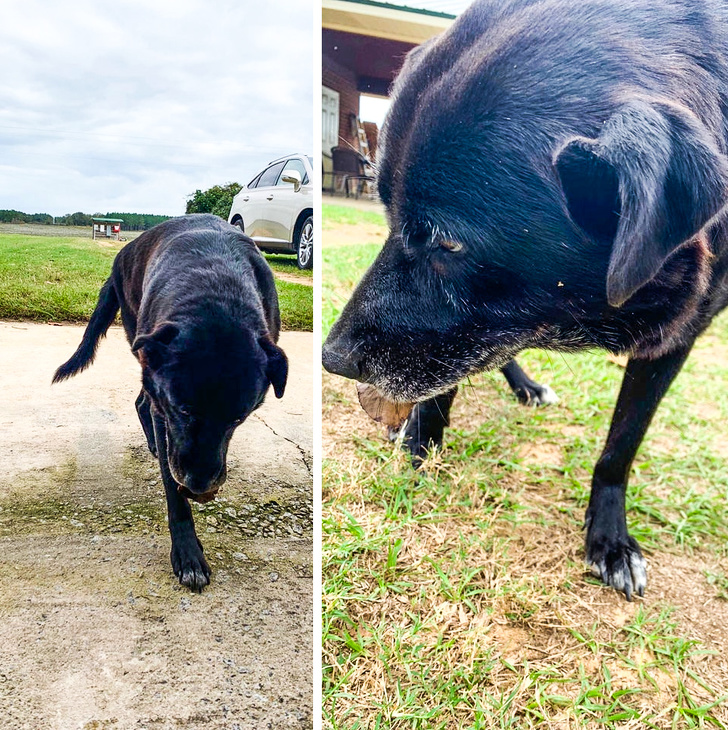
<box><xmin>102</xmin><ymin>212</ymin><xmax>171</xmax><ymax>230</ymax></box>
<box><xmin>0</xmin><ymin>209</ymin><xmax>170</xmax><ymax>230</ymax></box>
<box><xmin>0</xmin><ymin>209</ymin><xmax>53</xmax><ymax>224</ymax></box>
<box><xmin>185</xmin><ymin>182</ymin><xmax>241</xmax><ymax>220</ymax></box>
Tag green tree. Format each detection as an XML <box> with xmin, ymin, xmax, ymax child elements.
<box><xmin>185</xmin><ymin>182</ymin><xmax>241</xmax><ymax>219</ymax></box>
<box><xmin>58</xmin><ymin>211</ymin><xmax>93</xmax><ymax>226</ymax></box>
<box><xmin>102</xmin><ymin>212</ymin><xmax>170</xmax><ymax>231</ymax></box>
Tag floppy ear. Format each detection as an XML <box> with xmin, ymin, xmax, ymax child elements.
<box><xmin>554</xmin><ymin>99</ymin><xmax>728</xmax><ymax>307</ymax></box>
<box><xmin>259</xmin><ymin>335</ymin><xmax>288</xmax><ymax>399</ymax></box>
<box><xmin>131</xmin><ymin>323</ymin><xmax>179</xmax><ymax>370</ymax></box>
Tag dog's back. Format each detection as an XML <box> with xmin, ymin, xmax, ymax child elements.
<box><xmin>116</xmin><ymin>214</ymin><xmax>281</xmax><ymax>343</ymax></box>
<box><xmin>382</xmin><ymin>0</ymin><xmax>728</xmax><ymax>173</ymax></box>
<box><xmin>54</xmin><ymin>214</ymin><xmax>282</xmax><ymax>383</ymax></box>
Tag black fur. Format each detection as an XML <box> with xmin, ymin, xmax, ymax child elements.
<box><xmin>323</xmin><ymin>0</ymin><xmax>728</xmax><ymax>600</ymax></box>
<box><xmin>55</xmin><ymin>214</ymin><xmax>288</xmax><ymax>592</ymax></box>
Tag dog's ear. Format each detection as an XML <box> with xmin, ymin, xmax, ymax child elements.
<box><xmin>554</xmin><ymin>99</ymin><xmax>728</xmax><ymax>307</ymax></box>
<box><xmin>132</xmin><ymin>323</ymin><xmax>179</xmax><ymax>370</ymax></box>
<box><xmin>259</xmin><ymin>335</ymin><xmax>288</xmax><ymax>399</ymax></box>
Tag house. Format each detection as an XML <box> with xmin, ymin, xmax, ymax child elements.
<box><xmin>322</xmin><ymin>0</ymin><xmax>465</xmax><ymax>191</ymax></box>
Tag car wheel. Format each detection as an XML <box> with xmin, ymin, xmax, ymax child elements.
<box><xmin>232</xmin><ymin>218</ymin><xmax>244</xmax><ymax>232</ymax></box>
<box><xmin>296</xmin><ymin>216</ymin><xmax>313</xmax><ymax>270</ymax></box>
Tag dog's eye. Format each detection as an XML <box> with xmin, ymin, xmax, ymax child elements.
<box><xmin>439</xmin><ymin>239</ymin><xmax>463</xmax><ymax>253</ymax></box>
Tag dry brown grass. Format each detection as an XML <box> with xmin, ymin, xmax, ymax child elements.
<box><xmin>323</xmin><ymin>365</ymin><xmax>728</xmax><ymax>728</ymax></box>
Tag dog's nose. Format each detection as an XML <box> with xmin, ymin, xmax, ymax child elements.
<box><xmin>322</xmin><ymin>341</ymin><xmax>363</xmax><ymax>381</ymax></box>
<box><xmin>183</xmin><ymin>466</ymin><xmax>227</xmax><ymax>495</ymax></box>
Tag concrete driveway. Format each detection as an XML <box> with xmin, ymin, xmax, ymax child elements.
<box><xmin>0</xmin><ymin>322</ymin><xmax>313</xmax><ymax>730</ymax></box>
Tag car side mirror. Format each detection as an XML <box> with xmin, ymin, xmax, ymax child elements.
<box><xmin>281</xmin><ymin>170</ymin><xmax>302</xmax><ymax>192</ymax></box>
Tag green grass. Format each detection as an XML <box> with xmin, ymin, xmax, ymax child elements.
<box><xmin>276</xmin><ymin>277</ymin><xmax>313</xmax><ymax>331</ymax></box>
<box><xmin>0</xmin><ymin>232</ymin><xmax>312</xmax><ymax>330</ymax></box>
<box><xmin>323</xmin><ymin>203</ymin><xmax>387</xmax><ymax>228</ymax></box>
<box><xmin>322</xmin><ymin>213</ymin><xmax>728</xmax><ymax>728</ymax></box>
<box><xmin>264</xmin><ymin>252</ymin><xmax>313</xmax><ymax>279</ymax></box>
<box><xmin>0</xmin><ymin>234</ymin><xmax>120</xmax><ymax>321</ymax></box>
<box><xmin>323</xmin><ymin>242</ymin><xmax>381</xmax><ymax>335</ymax></box>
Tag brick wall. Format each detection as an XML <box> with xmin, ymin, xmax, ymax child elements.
<box><xmin>322</xmin><ymin>55</ymin><xmax>359</xmax><ymax>151</ymax></box>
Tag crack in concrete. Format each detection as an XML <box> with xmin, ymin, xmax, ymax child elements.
<box><xmin>253</xmin><ymin>414</ymin><xmax>312</xmax><ymax>477</ymax></box>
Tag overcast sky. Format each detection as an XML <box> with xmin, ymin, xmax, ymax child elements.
<box><xmin>0</xmin><ymin>0</ymin><xmax>313</xmax><ymax>217</ymax></box>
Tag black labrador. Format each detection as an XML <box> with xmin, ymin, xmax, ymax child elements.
<box><xmin>323</xmin><ymin>0</ymin><xmax>728</xmax><ymax>600</ymax></box>
<box><xmin>55</xmin><ymin>214</ymin><xmax>288</xmax><ymax>591</ymax></box>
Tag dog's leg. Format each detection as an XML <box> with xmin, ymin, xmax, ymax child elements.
<box><xmin>501</xmin><ymin>359</ymin><xmax>558</xmax><ymax>406</ymax></box>
<box><xmin>152</xmin><ymin>409</ymin><xmax>211</xmax><ymax>592</ymax></box>
<box><xmin>391</xmin><ymin>387</ymin><xmax>459</xmax><ymax>467</ymax></box>
<box><xmin>135</xmin><ymin>389</ymin><xmax>157</xmax><ymax>457</ymax></box>
<box><xmin>586</xmin><ymin>345</ymin><xmax>692</xmax><ymax>600</ymax></box>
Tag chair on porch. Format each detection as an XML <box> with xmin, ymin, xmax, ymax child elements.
<box><xmin>330</xmin><ymin>146</ymin><xmax>376</xmax><ymax>199</ymax></box>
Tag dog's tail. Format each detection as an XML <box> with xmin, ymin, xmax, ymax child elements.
<box><xmin>53</xmin><ymin>277</ymin><xmax>120</xmax><ymax>383</ymax></box>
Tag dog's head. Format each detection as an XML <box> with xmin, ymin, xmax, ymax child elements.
<box><xmin>323</xmin><ymin>27</ymin><xmax>728</xmax><ymax>404</ymax></box>
<box><xmin>133</xmin><ymin>321</ymin><xmax>287</xmax><ymax>501</ymax></box>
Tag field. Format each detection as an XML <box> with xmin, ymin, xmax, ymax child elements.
<box><xmin>322</xmin><ymin>203</ymin><xmax>728</xmax><ymax>728</ymax></box>
<box><xmin>0</xmin><ymin>228</ymin><xmax>312</xmax><ymax>330</ymax></box>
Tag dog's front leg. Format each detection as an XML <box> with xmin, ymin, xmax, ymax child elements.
<box><xmin>135</xmin><ymin>389</ymin><xmax>157</xmax><ymax>456</ymax></box>
<box><xmin>390</xmin><ymin>387</ymin><xmax>459</xmax><ymax>467</ymax></box>
<box><xmin>586</xmin><ymin>345</ymin><xmax>692</xmax><ymax>600</ymax></box>
<box><xmin>152</xmin><ymin>409</ymin><xmax>211</xmax><ymax>592</ymax></box>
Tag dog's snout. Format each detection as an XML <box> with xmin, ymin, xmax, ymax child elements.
<box><xmin>322</xmin><ymin>341</ymin><xmax>364</xmax><ymax>381</ymax></box>
<box><xmin>182</xmin><ymin>467</ymin><xmax>226</xmax><ymax>494</ymax></box>
<box><xmin>171</xmin><ymin>451</ymin><xmax>227</xmax><ymax>495</ymax></box>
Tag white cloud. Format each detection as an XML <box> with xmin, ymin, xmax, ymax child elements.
<box><xmin>0</xmin><ymin>0</ymin><xmax>313</xmax><ymax>216</ymax></box>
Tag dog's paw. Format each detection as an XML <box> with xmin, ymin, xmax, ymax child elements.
<box><xmin>387</xmin><ymin>423</ymin><xmax>406</xmax><ymax>442</ymax></box>
<box><xmin>515</xmin><ymin>383</ymin><xmax>559</xmax><ymax>407</ymax></box>
<box><xmin>586</xmin><ymin>533</ymin><xmax>647</xmax><ymax>601</ymax></box>
<box><xmin>404</xmin><ymin>434</ymin><xmax>440</xmax><ymax>469</ymax></box>
<box><xmin>387</xmin><ymin>418</ymin><xmax>440</xmax><ymax>468</ymax></box>
<box><xmin>171</xmin><ymin>538</ymin><xmax>211</xmax><ymax>593</ymax></box>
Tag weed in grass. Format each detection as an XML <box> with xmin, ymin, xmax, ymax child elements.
<box><xmin>705</xmin><ymin>571</ymin><xmax>728</xmax><ymax>600</ymax></box>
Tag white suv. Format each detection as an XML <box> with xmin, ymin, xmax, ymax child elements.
<box><xmin>228</xmin><ymin>153</ymin><xmax>314</xmax><ymax>269</ymax></box>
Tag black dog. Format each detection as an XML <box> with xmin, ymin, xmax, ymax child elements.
<box><xmin>323</xmin><ymin>0</ymin><xmax>728</xmax><ymax>600</ymax></box>
<box><xmin>55</xmin><ymin>214</ymin><xmax>288</xmax><ymax>591</ymax></box>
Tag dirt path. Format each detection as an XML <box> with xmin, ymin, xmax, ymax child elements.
<box><xmin>274</xmin><ymin>271</ymin><xmax>312</xmax><ymax>286</ymax></box>
<box><xmin>0</xmin><ymin>322</ymin><xmax>313</xmax><ymax>730</ymax></box>
<box><xmin>322</xmin><ymin>222</ymin><xmax>387</xmax><ymax>249</ymax></box>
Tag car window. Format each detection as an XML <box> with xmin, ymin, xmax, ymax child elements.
<box><xmin>256</xmin><ymin>161</ymin><xmax>286</xmax><ymax>188</ymax></box>
<box><xmin>247</xmin><ymin>171</ymin><xmax>263</xmax><ymax>189</ymax></box>
<box><xmin>277</xmin><ymin>158</ymin><xmax>309</xmax><ymax>186</ymax></box>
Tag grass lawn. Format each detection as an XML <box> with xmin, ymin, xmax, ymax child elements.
<box><xmin>264</xmin><ymin>252</ymin><xmax>313</xmax><ymax>280</ymax></box>
<box><xmin>322</xmin><ymin>207</ymin><xmax>728</xmax><ymax>727</ymax></box>
<box><xmin>0</xmin><ymin>233</ymin><xmax>312</xmax><ymax>331</ymax></box>
<box><xmin>323</xmin><ymin>203</ymin><xmax>386</xmax><ymax>228</ymax></box>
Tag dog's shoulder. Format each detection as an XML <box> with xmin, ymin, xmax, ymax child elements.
<box><xmin>224</xmin><ymin>227</ymin><xmax>282</xmax><ymax>341</ymax></box>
